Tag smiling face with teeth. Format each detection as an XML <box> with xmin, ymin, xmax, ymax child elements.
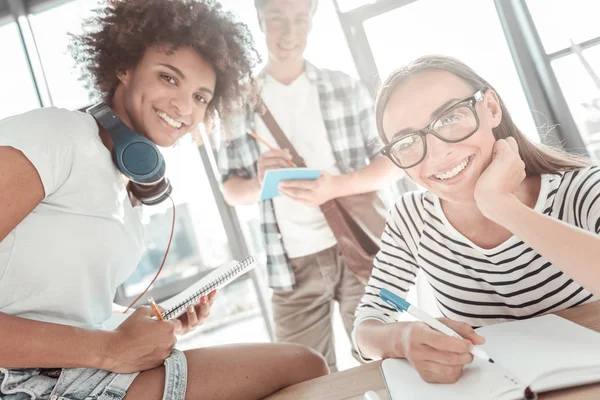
<box><xmin>110</xmin><ymin>45</ymin><xmax>217</xmax><ymax>148</ymax></box>
<box><xmin>382</xmin><ymin>69</ymin><xmax>502</xmax><ymax>204</ymax></box>
<box><xmin>258</xmin><ymin>0</ymin><xmax>315</xmax><ymax>66</ymax></box>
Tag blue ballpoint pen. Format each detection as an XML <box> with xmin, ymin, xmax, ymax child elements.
<box><xmin>379</xmin><ymin>288</ymin><xmax>494</xmax><ymax>363</ymax></box>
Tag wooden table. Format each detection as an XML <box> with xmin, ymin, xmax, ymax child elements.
<box><xmin>267</xmin><ymin>301</ymin><xmax>600</xmax><ymax>400</ymax></box>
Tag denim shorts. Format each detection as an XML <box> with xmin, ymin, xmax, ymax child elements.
<box><xmin>0</xmin><ymin>349</ymin><xmax>187</xmax><ymax>400</ymax></box>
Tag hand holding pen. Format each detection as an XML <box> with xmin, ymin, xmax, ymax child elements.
<box><xmin>107</xmin><ymin>307</ymin><xmax>181</xmax><ymax>373</ymax></box>
<box><xmin>379</xmin><ymin>288</ymin><xmax>488</xmax><ymax>384</ymax></box>
<box><xmin>248</xmin><ymin>130</ymin><xmax>298</xmax><ymax>185</ymax></box>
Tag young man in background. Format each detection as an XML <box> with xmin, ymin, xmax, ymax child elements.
<box><xmin>218</xmin><ymin>0</ymin><xmax>400</xmax><ymax>372</ymax></box>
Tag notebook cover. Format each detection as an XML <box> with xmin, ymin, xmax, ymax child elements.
<box><xmin>259</xmin><ymin>168</ymin><xmax>321</xmax><ymax>201</ymax></box>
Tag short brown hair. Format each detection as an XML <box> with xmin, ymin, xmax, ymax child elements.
<box><xmin>375</xmin><ymin>55</ymin><xmax>594</xmax><ymax>175</ymax></box>
<box><xmin>254</xmin><ymin>0</ymin><xmax>318</xmax><ymax>13</ymax></box>
<box><xmin>70</xmin><ymin>0</ymin><xmax>259</xmax><ymax>125</ymax></box>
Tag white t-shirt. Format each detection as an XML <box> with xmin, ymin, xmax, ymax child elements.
<box><xmin>0</xmin><ymin>107</ymin><xmax>144</xmax><ymax>330</ymax></box>
<box><xmin>255</xmin><ymin>73</ymin><xmax>339</xmax><ymax>258</ymax></box>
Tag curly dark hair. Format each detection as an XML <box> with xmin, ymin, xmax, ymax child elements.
<box><xmin>70</xmin><ymin>0</ymin><xmax>259</xmax><ymax>125</ymax></box>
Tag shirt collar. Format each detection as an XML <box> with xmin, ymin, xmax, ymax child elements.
<box><xmin>256</xmin><ymin>60</ymin><xmax>321</xmax><ymax>88</ymax></box>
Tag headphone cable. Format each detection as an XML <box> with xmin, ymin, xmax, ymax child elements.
<box><xmin>124</xmin><ymin>194</ymin><xmax>176</xmax><ymax>314</ymax></box>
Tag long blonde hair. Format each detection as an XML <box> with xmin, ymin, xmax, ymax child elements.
<box><xmin>375</xmin><ymin>55</ymin><xmax>594</xmax><ymax>175</ymax></box>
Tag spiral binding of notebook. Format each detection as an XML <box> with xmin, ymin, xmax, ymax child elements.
<box><xmin>161</xmin><ymin>255</ymin><xmax>256</xmax><ymax>320</ymax></box>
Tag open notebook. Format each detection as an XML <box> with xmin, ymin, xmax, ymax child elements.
<box><xmin>105</xmin><ymin>256</ymin><xmax>256</xmax><ymax>329</ymax></box>
<box><xmin>381</xmin><ymin>314</ymin><xmax>600</xmax><ymax>400</ymax></box>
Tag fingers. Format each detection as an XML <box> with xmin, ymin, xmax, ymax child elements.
<box><xmin>493</xmin><ymin>138</ymin><xmax>509</xmax><ymax>158</ymax></box>
<box><xmin>279</xmin><ymin>184</ymin><xmax>312</xmax><ymax>199</ymax></box>
<box><xmin>494</xmin><ymin>137</ymin><xmax>519</xmax><ymax>156</ymax></box>
<box><xmin>260</xmin><ymin>158</ymin><xmax>293</xmax><ymax>172</ymax></box>
<box><xmin>134</xmin><ymin>306</ymin><xmax>154</xmax><ymax>317</ymax></box>
<box><xmin>505</xmin><ymin>136</ymin><xmax>519</xmax><ymax>152</ymax></box>
<box><xmin>167</xmin><ymin>318</ymin><xmax>183</xmax><ymax>334</ymax></box>
<box><xmin>417</xmin><ymin>361</ymin><xmax>463</xmax><ymax>384</ymax></box>
<box><xmin>197</xmin><ymin>295</ymin><xmax>211</xmax><ymax>320</ymax></box>
<box><xmin>279</xmin><ymin>179</ymin><xmax>317</xmax><ymax>191</ymax></box>
<box><xmin>439</xmin><ymin>318</ymin><xmax>486</xmax><ymax>345</ymax></box>
<box><xmin>186</xmin><ymin>304</ymin><xmax>199</xmax><ymax>327</ymax></box>
<box><xmin>420</xmin><ymin>325</ymin><xmax>473</xmax><ymax>354</ymax></box>
<box><xmin>259</xmin><ymin>149</ymin><xmax>293</xmax><ymax>169</ymax></box>
<box><xmin>420</xmin><ymin>344</ymin><xmax>474</xmax><ymax>366</ymax></box>
<box><xmin>279</xmin><ymin>187</ymin><xmax>314</xmax><ymax>204</ymax></box>
<box><xmin>180</xmin><ymin>295</ymin><xmax>212</xmax><ymax>333</ymax></box>
<box><xmin>261</xmin><ymin>148</ymin><xmax>292</xmax><ymax>161</ymax></box>
<box><xmin>208</xmin><ymin>289</ymin><xmax>217</xmax><ymax>306</ymax></box>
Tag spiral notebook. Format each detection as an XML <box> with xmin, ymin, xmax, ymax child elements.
<box><xmin>381</xmin><ymin>314</ymin><xmax>600</xmax><ymax>400</ymax></box>
<box><xmin>158</xmin><ymin>256</ymin><xmax>257</xmax><ymax>320</ymax></box>
<box><xmin>104</xmin><ymin>256</ymin><xmax>257</xmax><ymax>330</ymax></box>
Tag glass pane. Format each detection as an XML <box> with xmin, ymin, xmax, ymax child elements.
<box><xmin>551</xmin><ymin>45</ymin><xmax>600</xmax><ymax>160</ymax></box>
<box><xmin>122</xmin><ymin>136</ymin><xmax>233</xmax><ymax>297</ymax></box>
<box><xmin>177</xmin><ymin>278</ymin><xmax>269</xmax><ymax>346</ymax></box>
<box><xmin>336</xmin><ymin>0</ymin><xmax>378</xmax><ymax>13</ymax></box>
<box><xmin>28</xmin><ymin>0</ymin><xmax>100</xmax><ymax>110</ymax></box>
<box><xmin>526</xmin><ymin>0</ymin><xmax>600</xmax><ymax>55</ymax></box>
<box><xmin>0</xmin><ymin>22</ymin><xmax>40</xmax><ymax>120</ymax></box>
<box><xmin>305</xmin><ymin>0</ymin><xmax>358</xmax><ymax>77</ymax></box>
<box><xmin>223</xmin><ymin>0</ymin><xmax>358</xmax><ymax>78</ymax></box>
<box><xmin>363</xmin><ymin>0</ymin><xmax>540</xmax><ymax>141</ymax></box>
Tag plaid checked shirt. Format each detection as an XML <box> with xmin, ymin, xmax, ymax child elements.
<box><xmin>218</xmin><ymin>62</ymin><xmax>380</xmax><ymax>291</ymax></box>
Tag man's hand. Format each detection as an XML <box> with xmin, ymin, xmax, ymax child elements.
<box><xmin>257</xmin><ymin>149</ymin><xmax>294</xmax><ymax>185</ymax></box>
<box><xmin>279</xmin><ymin>171</ymin><xmax>338</xmax><ymax>207</ymax></box>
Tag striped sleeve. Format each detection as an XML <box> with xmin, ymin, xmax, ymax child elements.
<box><xmin>351</xmin><ymin>196</ymin><xmax>422</xmax><ymax>359</ymax></box>
<box><xmin>571</xmin><ymin>166</ymin><xmax>600</xmax><ymax>234</ymax></box>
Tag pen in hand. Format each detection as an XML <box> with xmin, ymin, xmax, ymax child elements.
<box><xmin>148</xmin><ymin>297</ymin><xmax>164</xmax><ymax>321</ymax></box>
<box><xmin>247</xmin><ymin>130</ymin><xmax>297</xmax><ymax>168</ymax></box>
<box><xmin>379</xmin><ymin>288</ymin><xmax>494</xmax><ymax>363</ymax></box>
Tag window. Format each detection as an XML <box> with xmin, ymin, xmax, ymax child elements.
<box><xmin>121</xmin><ymin>136</ymin><xmax>232</xmax><ymax>298</ymax></box>
<box><xmin>0</xmin><ymin>21</ymin><xmax>40</xmax><ymax>120</ymax></box>
<box><xmin>28</xmin><ymin>0</ymin><xmax>100</xmax><ymax>110</ymax></box>
<box><xmin>224</xmin><ymin>0</ymin><xmax>358</xmax><ymax>77</ymax></box>
<box><xmin>524</xmin><ymin>0</ymin><xmax>600</xmax><ymax>160</ymax></box>
<box><xmin>304</xmin><ymin>0</ymin><xmax>358</xmax><ymax>77</ymax></box>
<box><xmin>526</xmin><ymin>0</ymin><xmax>600</xmax><ymax>54</ymax></box>
<box><xmin>362</xmin><ymin>0</ymin><xmax>539</xmax><ymax>141</ymax></box>
<box><xmin>336</xmin><ymin>0</ymin><xmax>378</xmax><ymax>13</ymax></box>
<box><xmin>551</xmin><ymin>46</ymin><xmax>600</xmax><ymax>159</ymax></box>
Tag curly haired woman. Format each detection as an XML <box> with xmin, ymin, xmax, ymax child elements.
<box><xmin>0</xmin><ymin>1</ymin><xmax>328</xmax><ymax>399</ymax></box>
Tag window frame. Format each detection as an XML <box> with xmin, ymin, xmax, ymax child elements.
<box><xmin>333</xmin><ymin>0</ymin><xmax>591</xmax><ymax>156</ymax></box>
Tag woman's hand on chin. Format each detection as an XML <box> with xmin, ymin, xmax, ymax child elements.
<box><xmin>474</xmin><ymin>137</ymin><xmax>526</xmax><ymax>222</ymax></box>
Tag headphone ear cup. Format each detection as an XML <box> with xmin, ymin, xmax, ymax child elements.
<box><xmin>130</xmin><ymin>177</ymin><xmax>173</xmax><ymax>206</ymax></box>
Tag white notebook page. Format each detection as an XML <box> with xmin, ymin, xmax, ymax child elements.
<box><xmin>382</xmin><ymin>314</ymin><xmax>600</xmax><ymax>399</ymax></box>
<box><xmin>476</xmin><ymin>314</ymin><xmax>600</xmax><ymax>392</ymax></box>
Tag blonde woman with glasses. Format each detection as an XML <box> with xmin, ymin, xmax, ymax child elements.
<box><xmin>352</xmin><ymin>55</ymin><xmax>600</xmax><ymax>384</ymax></box>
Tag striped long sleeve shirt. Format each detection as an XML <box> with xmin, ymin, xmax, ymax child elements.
<box><xmin>353</xmin><ymin>167</ymin><xmax>600</xmax><ymax>352</ymax></box>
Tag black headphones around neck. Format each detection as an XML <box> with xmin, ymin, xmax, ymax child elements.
<box><xmin>86</xmin><ymin>103</ymin><xmax>172</xmax><ymax>206</ymax></box>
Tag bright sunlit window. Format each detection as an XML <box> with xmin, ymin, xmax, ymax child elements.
<box><xmin>363</xmin><ymin>0</ymin><xmax>540</xmax><ymax>142</ymax></box>
<box><xmin>0</xmin><ymin>22</ymin><xmax>40</xmax><ymax>120</ymax></box>
<box><xmin>222</xmin><ymin>0</ymin><xmax>358</xmax><ymax>78</ymax></box>
<box><xmin>526</xmin><ymin>0</ymin><xmax>600</xmax><ymax>54</ymax></box>
<box><xmin>28</xmin><ymin>0</ymin><xmax>100</xmax><ymax>110</ymax></box>
<box><xmin>525</xmin><ymin>0</ymin><xmax>600</xmax><ymax>159</ymax></box>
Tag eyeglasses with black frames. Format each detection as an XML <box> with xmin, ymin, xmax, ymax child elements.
<box><xmin>380</xmin><ymin>89</ymin><xmax>487</xmax><ymax>169</ymax></box>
